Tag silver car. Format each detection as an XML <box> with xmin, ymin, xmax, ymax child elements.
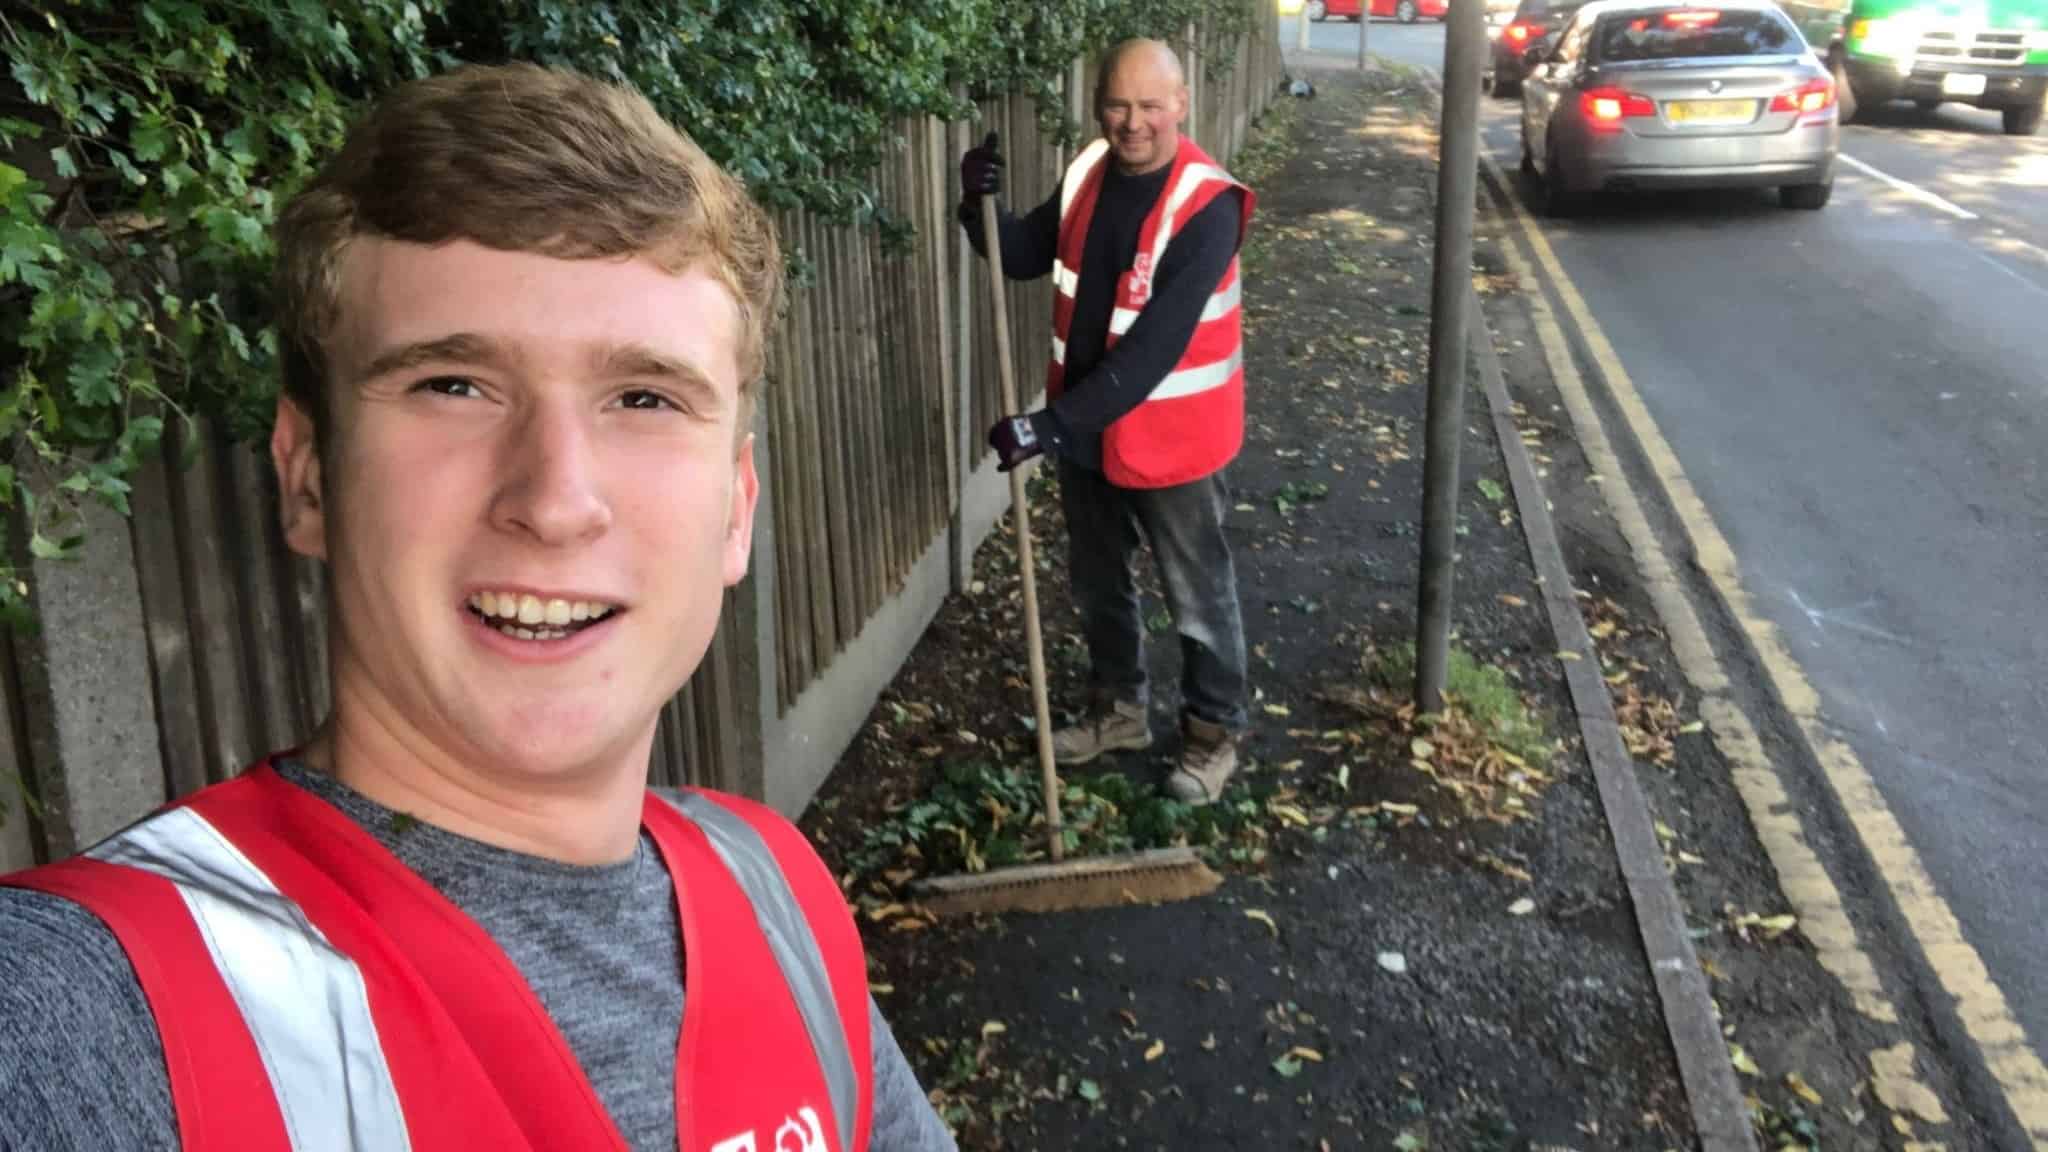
<box><xmin>1519</xmin><ymin>0</ymin><xmax>1841</xmax><ymax>214</ymax></box>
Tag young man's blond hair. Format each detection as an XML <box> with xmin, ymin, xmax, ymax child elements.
<box><xmin>273</xmin><ymin>61</ymin><xmax>782</xmax><ymax>442</ymax></box>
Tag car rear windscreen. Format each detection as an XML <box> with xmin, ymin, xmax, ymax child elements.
<box><xmin>1594</xmin><ymin>9</ymin><xmax>1800</xmax><ymax>60</ymax></box>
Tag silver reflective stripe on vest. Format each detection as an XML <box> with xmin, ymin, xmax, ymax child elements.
<box><xmin>1053</xmin><ymin>260</ymin><xmax>1079</xmax><ymax>297</ymax></box>
<box><xmin>1201</xmin><ymin>275</ymin><xmax>1241</xmax><ymax>322</ymax></box>
<box><xmin>90</xmin><ymin>808</ymin><xmax>412</xmax><ymax>1152</ymax></box>
<box><xmin>1150</xmin><ymin>162</ymin><xmax>1230</xmax><ymax>269</ymax></box>
<box><xmin>1052</xmin><ymin>336</ymin><xmax>1067</xmax><ymax>366</ymax></box>
<box><xmin>667</xmin><ymin>794</ymin><xmax>857</xmax><ymax>1152</ymax></box>
<box><xmin>1060</xmin><ymin>139</ymin><xmax>1111</xmax><ymax>217</ymax></box>
<box><xmin>1148</xmin><ymin>348</ymin><xmax>1243</xmax><ymax>402</ymax></box>
<box><xmin>1111</xmin><ymin>273</ymin><xmax>1235</xmax><ymax>339</ymax></box>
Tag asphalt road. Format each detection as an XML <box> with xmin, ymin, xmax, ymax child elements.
<box><xmin>1278</xmin><ymin>11</ymin><xmax>1452</xmax><ymax>73</ymax></box>
<box><xmin>1474</xmin><ymin>86</ymin><xmax>2048</xmax><ymax>1087</ymax></box>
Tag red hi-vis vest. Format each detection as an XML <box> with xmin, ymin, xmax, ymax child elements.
<box><xmin>0</xmin><ymin>762</ymin><xmax>873</xmax><ymax>1152</ymax></box>
<box><xmin>1048</xmin><ymin>135</ymin><xmax>1255</xmax><ymax>489</ymax></box>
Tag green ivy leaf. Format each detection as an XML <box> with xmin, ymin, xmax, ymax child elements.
<box><xmin>66</xmin><ymin>341</ymin><xmax>124</xmax><ymax>407</ymax></box>
<box><xmin>131</xmin><ymin>115</ymin><xmax>172</xmax><ymax>163</ymax></box>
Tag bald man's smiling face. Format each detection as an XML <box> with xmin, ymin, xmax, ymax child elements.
<box><xmin>1097</xmin><ymin>45</ymin><xmax>1188</xmax><ymax>176</ymax></box>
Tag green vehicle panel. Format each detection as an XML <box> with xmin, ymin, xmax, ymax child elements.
<box><xmin>1780</xmin><ymin>0</ymin><xmax>2048</xmax><ymax>131</ymax></box>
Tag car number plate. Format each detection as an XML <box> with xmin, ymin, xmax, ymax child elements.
<box><xmin>1941</xmin><ymin>72</ymin><xmax>1988</xmax><ymax>96</ymax></box>
<box><xmin>1665</xmin><ymin>99</ymin><xmax>1755</xmax><ymax>124</ymax></box>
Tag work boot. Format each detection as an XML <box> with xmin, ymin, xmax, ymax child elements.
<box><xmin>1165</xmin><ymin>714</ymin><xmax>1239</xmax><ymax>806</ymax></box>
<box><xmin>1051</xmin><ymin>697</ymin><xmax>1152</xmax><ymax>766</ymax></box>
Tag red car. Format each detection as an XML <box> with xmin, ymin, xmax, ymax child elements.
<box><xmin>1306</xmin><ymin>0</ymin><xmax>1449</xmax><ymax>23</ymax></box>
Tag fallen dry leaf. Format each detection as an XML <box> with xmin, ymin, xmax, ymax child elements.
<box><xmin>1245</xmin><ymin>909</ymin><xmax>1280</xmax><ymax>937</ymax></box>
<box><xmin>1508</xmin><ymin>897</ymin><xmax>1536</xmax><ymax>917</ymax></box>
<box><xmin>1498</xmin><ymin>594</ymin><xmax>1527</xmax><ymax>607</ymax></box>
<box><xmin>1269</xmin><ymin>802</ymin><xmax>1312</xmax><ymax>828</ymax></box>
<box><xmin>1476</xmin><ymin>853</ymin><xmax>1534</xmax><ymax>883</ymax></box>
<box><xmin>1730</xmin><ymin>1044</ymin><xmax>1761</xmax><ymax>1077</ymax></box>
<box><xmin>1144</xmin><ymin>1040</ymin><xmax>1166</xmax><ymax>1062</ymax></box>
<box><xmin>1785</xmin><ymin>1072</ymin><xmax>1823</xmax><ymax>1106</ymax></box>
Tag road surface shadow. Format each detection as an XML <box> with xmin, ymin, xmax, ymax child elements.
<box><xmin>1509</xmin><ymin>167</ymin><xmax>1801</xmax><ymax>230</ymax></box>
<box><xmin>1854</xmin><ymin>101</ymin><xmax>2020</xmax><ymax>137</ymax></box>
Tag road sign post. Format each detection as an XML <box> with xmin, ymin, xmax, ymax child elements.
<box><xmin>1414</xmin><ymin>0</ymin><xmax>1488</xmax><ymax>712</ymax></box>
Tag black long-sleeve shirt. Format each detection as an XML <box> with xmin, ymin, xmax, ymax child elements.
<box><xmin>963</xmin><ymin>165</ymin><xmax>1243</xmax><ymax>471</ymax></box>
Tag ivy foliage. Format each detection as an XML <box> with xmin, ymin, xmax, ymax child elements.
<box><xmin>0</xmin><ymin>0</ymin><xmax>1257</xmax><ymax>626</ymax></box>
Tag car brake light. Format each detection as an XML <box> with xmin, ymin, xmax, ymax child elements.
<box><xmin>1770</xmin><ymin>78</ymin><xmax>1835</xmax><ymax>114</ymax></box>
<box><xmin>1663</xmin><ymin>9</ymin><xmax>1722</xmax><ymax>25</ymax></box>
<box><xmin>1580</xmin><ymin>87</ymin><xmax>1656</xmax><ymax>124</ymax></box>
<box><xmin>1505</xmin><ymin>21</ymin><xmax>1534</xmax><ymax>41</ymax></box>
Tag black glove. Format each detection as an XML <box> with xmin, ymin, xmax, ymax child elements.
<box><xmin>960</xmin><ymin>131</ymin><xmax>1003</xmax><ymax>201</ymax></box>
<box><xmin>988</xmin><ymin>410</ymin><xmax>1061</xmax><ymax>472</ymax></box>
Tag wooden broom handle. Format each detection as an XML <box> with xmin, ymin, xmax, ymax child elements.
<box><xmin>979</xmin><ymin>194</ymin><xmax>1064</xmax><ymax>863</ymax></box>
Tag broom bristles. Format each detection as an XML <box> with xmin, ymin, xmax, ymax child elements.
<box><xmin>913</xmin><ymin>847</ymin><xmax>1223</xmax><ymax>917</ymax></box>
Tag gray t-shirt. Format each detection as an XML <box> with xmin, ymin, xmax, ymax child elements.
<box><xmin>0</xmin><ymin>762</ymin><xmax>954</xmax><ymax>1151</ymax></box>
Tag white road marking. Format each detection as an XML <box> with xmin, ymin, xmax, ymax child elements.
<box><xmin>1839</xmin><ymin>154</ymin><xmax>1979</xmax><ymax>220</ymax></box>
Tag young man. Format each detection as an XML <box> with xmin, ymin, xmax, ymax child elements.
<box><xmin>962</xmin><ymin>39</ymin><xmax>1256</xmax><ymax>805</ymax></box>
<box><xmin>0</xmin><ymin>63</ymin><xmax>955</xmax><ymax>1152</ymax></box>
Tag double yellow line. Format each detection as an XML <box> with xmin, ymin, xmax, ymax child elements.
<box><xmin>1476</xmin><ymin>148</ymin><xmax>2048</xmax><ymax>1145</ymax></box>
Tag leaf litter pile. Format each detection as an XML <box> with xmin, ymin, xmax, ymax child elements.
<box><xmin>1315</xmin><ymin>642</ymin><xmax>1557</xmax><ymax>826</ymax></box>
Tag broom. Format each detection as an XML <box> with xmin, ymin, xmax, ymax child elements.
<box><xmin>912</xmin><ymin>176</ymin><xmax>1223</xmax><ymax>917</ymax></box>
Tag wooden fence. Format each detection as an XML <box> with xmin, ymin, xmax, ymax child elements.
<box><xmin>0</xmin><ymin>13</ymin><xmax>1285</xmax><ymax>867</ymax></box>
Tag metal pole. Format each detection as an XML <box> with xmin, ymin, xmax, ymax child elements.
<box><xmin>1357</xmin><ymin>3</ymin><xmax>1371</xmax><ymax>69</ymax></box>
<box><xmin>1296</xmin><ymin>5</ymin><xmax>1310</xmax><ymax>52</ymax></box>
<box><xmin>1414</xmin><ymin>0</ymin><xmax>1488</xmax><ymax>713</ymax></box>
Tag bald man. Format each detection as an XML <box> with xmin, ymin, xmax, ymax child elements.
<box><xmin>960</xmin><ymin>38</ymin><xmax>1258</xmax><ymax>805</ymax></box>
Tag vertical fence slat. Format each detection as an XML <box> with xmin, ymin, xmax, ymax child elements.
<box><xmin>830</xmin><ymin>222</ymin><xmax>872</xmax><ymax>628</ymax></box>
<box><xmin>131</xmin><ymin>443</ymin><xmax>207</xmax><ymax>801</ymax></box>
<box><xmin>796</xmin><ymin>214</ymin><xmax>839</xmax><ymax>677</ymax></box>
<box><xmin>224</xmin><ymin>444</ymin><xmax>297</xmax><ymax>755</ymax></box>
<box><xmin>854</xmin><ymin>213</ymin><xmax>890</xmax><ymax>606</ymax></box>
<box><xmin>908</xmin><ymin>123</ymin><xmax>942</xmax><ymax>548</ymax></box>
<box><xmin>0</xmin><ymin>629</ymin><xmax>43</xmax><ymax>869</ymax></box>
<box><xmin>926</xmin><ymin>116</ymin><xmax>958</xmax><ymax>543</ymax></box>
<box><xmin>175</xmin><ymin>424</ymin><xmax>255</xmax><ymax>781</ymax></box>
<box><xmin>764</xmin><ymin>311</ymin><xmax>800</xmax><ymax>709</ymax></box>
<box><xmin>817</xmin><ymin>220</ymin><xmax>861</xmax><ymax>651</ymax></box>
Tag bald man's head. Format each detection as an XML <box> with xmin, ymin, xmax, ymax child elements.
<box><xmin>1095</xmin><ymin>38</ymin><xmax>1189</xmax><ymax>176</ymax></box>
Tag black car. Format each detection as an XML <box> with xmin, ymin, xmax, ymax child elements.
<box><xmin>1485</xmin><ymin>0</ymin><xmax>1593</xmax><ymax>96</ymax></box>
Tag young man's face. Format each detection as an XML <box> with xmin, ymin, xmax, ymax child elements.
<box><xmin>273</xmin><ymin>239</ymin><xmax>758</xmax><ymax>784</ymax></box>
<box><xmin>1097</xmin><ymin>53</ymin><xmax>1188</xmax><ymax>176</ymax></box>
